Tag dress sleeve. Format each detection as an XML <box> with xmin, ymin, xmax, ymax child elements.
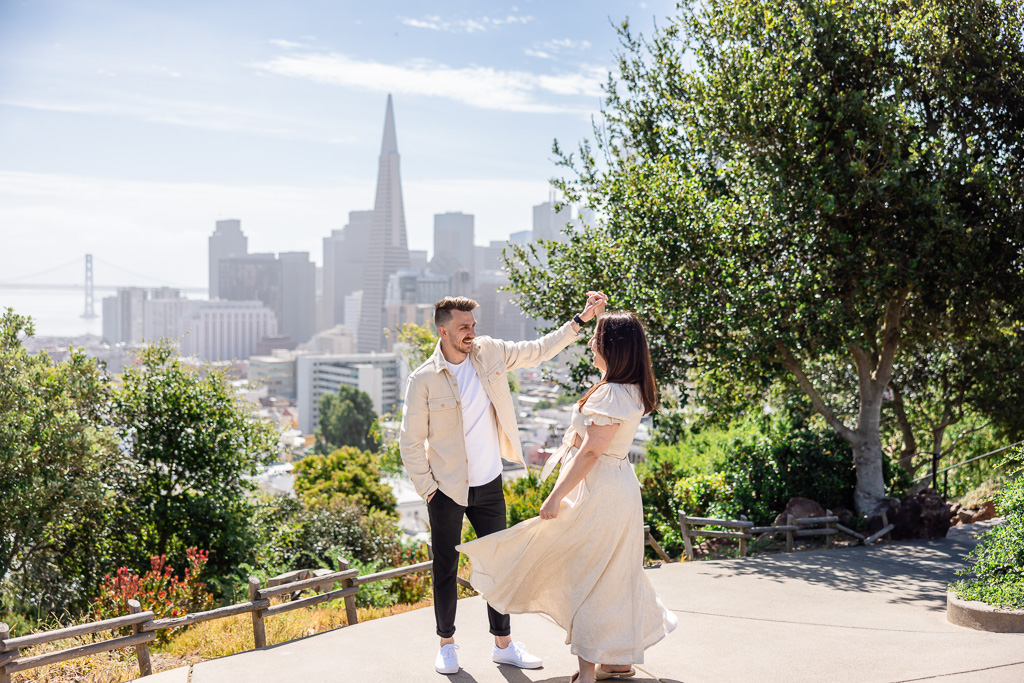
<box><xmin>580</xmin><ymin>383</ymin><xmax>643</xmax><ymax>426</ymax></box>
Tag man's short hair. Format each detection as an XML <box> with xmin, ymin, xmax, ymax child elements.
<box><xmin>434</xmin><ymin>296</ymin><xmax>479</xmax><ymax>329</ymax></box>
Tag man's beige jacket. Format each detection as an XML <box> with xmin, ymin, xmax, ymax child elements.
<box><xmin>399</xmin><ymin>320</ymin><xmax>580</xmax><ymax>506</ymax></box>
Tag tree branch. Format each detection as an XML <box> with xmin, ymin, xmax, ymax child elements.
<box><xmin>875</xmin><ymin>287</ymin><xmax>911</xmax><ymax>386</ymax></box>
<box><xmin>775</xmin><ymin>340</ymin><xmax>856</xmax><ymax>443</ymax></box>
<box><xmin>890</xmin><ymin>383</ymin><xmax>918</xmax><ymax>473</ymax></box>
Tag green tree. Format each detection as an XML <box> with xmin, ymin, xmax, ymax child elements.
<box><xmin>397</xmin><ymin>322</ymin><xmax>438</xmax><ymax>370</ymax></box>
<box><xmin>0</xmin><ymin>310</ymin><xmax>125</xmax><ymax>616</ymax></box>
<box><xmin>294</xmin><ymin>446</ymin><xmax>397</xmax><ymax>514</ymax></box>
<box><xmin>316</xmin><ymin>384</ymin><xmax>379</xmax><ymax>453</ymax></box>
<box><xmin>507</xmin><ymin>0</ymin><xmax>1024</xmax><ymax>515</ymax></box>
<box><xmin>112</xmin><ymin>343</ymin><xmax>279</xmax><ymax>576</ymax></box>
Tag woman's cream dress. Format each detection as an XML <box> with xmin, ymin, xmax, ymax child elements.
<box><xmin>456</xmin><ymin>382</ymin><xmax>677</xmax><ymax>665</ymax></box>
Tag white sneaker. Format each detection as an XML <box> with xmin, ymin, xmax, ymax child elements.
<box><xmin>435</xmin><ymin>643</ymin><xmax>460</xmax><ymax>674</ymax></box>
<box><xmin>492</xmin><ymin>641</ymin><xmax>543</xmax><ymax>669</ymax></box>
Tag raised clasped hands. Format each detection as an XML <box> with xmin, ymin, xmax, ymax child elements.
<box><xmin>579</xmin><ymin>290</ymin><xmax>608</xmax><ymax>323</ymax></box>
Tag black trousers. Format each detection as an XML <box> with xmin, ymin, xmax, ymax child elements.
<box><xmin>427</xmin><ymin>474</ymin><xmax>510</xmax><ymax>638</ymax></box>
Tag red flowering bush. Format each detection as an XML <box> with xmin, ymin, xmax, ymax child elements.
<box><xmin>94</xmin><ymin>548</ymin><xmax>215</xmax><ymax>643</ymax></box>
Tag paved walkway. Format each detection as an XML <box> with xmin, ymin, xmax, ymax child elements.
<box><xmin>148</xmin><ymin>520</ymin><xmax>1022</xmax><ymax>682</ymax></box>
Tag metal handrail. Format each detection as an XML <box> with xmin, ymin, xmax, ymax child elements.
<box><xmin>912</xmin><ymin>439</ymin><xmax>1024</xmax><ymax>483</ymax></box>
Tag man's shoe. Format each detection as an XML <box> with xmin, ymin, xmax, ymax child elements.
<box><xmin>435</xmin><ymin>643</ymin><xmax>460</xmax><ymax>674</ymax></box>
<box><xmin>492</xmin><ymin>641</ymin><xmax>543</xmax><ymax>669</ymax></box>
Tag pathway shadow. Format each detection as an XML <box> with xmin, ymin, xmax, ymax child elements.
<box><xmin>696</xmin><ymin>534</ymin><xmax>983</xmax><ymax>613</ymax></box>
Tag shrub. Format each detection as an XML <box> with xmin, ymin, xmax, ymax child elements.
<box><xmin>504</xmin><ymin>469</ymin><xmax>557</xmax><ymax>527</ymax></box>
<box><xmin>93</xmin><ymin>548</ymin><xmax>214</xmax><ymax>644</ymax></box>
<box><xmin>951</xmin><ymin>450</ymin><xmax>1024</xmax><ymax>609</ymax></box>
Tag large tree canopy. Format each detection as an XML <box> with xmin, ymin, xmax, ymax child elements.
<box><xmin>316</xmin><ymin>384</ymin><xmax>379</xmax><ymax>453</ymax></box>
<box><xmin>508</xmin><ymin>0</ymin><xmax>1024</xmax><ymax>515</ymax></box>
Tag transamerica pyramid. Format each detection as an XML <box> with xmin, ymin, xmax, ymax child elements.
<box><xmin>358</xmin><ymin>94</ymin><xmax>410</xmax><ymax>352</ymax></box>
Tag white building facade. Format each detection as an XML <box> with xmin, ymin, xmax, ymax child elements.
<box><xmin>297</xmin><ymin>353</ymin><xmax>402</xmax><ymax>434</ymax></box>
<box><xmin>181</xmin><ymin>300</ymin><xmax>277</xmax><ymax>362</ymax></box>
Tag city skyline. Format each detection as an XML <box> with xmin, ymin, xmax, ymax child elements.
<box><xmin>0</xmin><ymin>1</ymin><xmax>675</xmax><ymax>289</ymax></box>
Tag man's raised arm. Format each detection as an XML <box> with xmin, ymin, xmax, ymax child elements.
<box><xmin>499</xmin><ymin>291</ymin><xmax>607</xmax><ymax>371</ymax></box>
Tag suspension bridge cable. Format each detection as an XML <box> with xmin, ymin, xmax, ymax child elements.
<box><xmin>1</xmin><ymin>257</ymin><xmax>83</xmax><ymax>283</ymax></box>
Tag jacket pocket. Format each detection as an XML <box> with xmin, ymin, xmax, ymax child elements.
<box><xmin>427</xmin><ymin>397</ymin><xmax>460</xmax><ymax>431</ymax></box>
<box><xmin>485</xmin><ymin>361</ymin><xmax>508</xmax><ymax>385</ymax></box>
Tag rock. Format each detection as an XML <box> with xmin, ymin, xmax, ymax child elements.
<box><xmin>832</xmin><ymin>506</ymin><xmax>855</xmax><ymax>527</ymax></box>
<box><xmin>971</xmin><ymin>500</ymin><xmax>997</xmax><ymax>523</ymax></box>
<box><xmin>772</xmin><ymin>497</ymin><xmax>826</xmax><ymax>527</ymax></box>
<box><xmin>866</xmin><ymin>498</ymin><xmax>900</xmax><ymax>535</ymax></box>
<box><xmin>957</xmin><ymin>509</ymin><xmax>976</xmax><ymax>525</ymax></box>
<box><xmin>950</xmin><ymin>503</ymin><xmax>961</xmax><ymax>516</ymax></box>
<box><xmin>891</xmin><ymin>488</ymin><xmax>951</xmax><ymax>540</ymax></box>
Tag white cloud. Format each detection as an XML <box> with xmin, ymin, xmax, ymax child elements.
<box><xmin>399</xmin><ymin>13</ymin><xmax>534</xmax><ymax>33</ymax></box>
<box><xmin>269</xmin><ymin>39</ymin><xmax>305</xmax><ymax>49</ymax></box>
<box><xmin>0</xmin><ymin>96</ymin><xmax>337</xmax><ymax>141</ymax></box>
<box><xmin>526</xmin><ymin>38</ymin><xmax>593</xmax><ymax>59</ymax></box>
<box><xmin>253</xmin><ymin>52</ymin><xmax>605</xmax><ymax>114</ymax></box>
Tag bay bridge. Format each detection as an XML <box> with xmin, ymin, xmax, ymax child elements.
<box><xmin>0</xmin><ymin>254</ymin><xmax>207</xmax><ymax>318</ymax></box>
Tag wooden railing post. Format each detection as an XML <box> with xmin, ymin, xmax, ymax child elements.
<box><xmin>0</xmin><ymin>622</ymin><xmax>13</xmax><ymax>683</ymax></box>
<box><xmin>785</xmin><ymin>514</ymin><xmax>795</xmax><ymax>552</ymax></box>
<box><xmin>248</xmin><ymin>576</ymin><xmax>267</xmax><ymax>648</ymax></box>
<box><xmin>679</xmin><ymin>512</ymin><xmax>694</xmax><ymax>561</ymax></box>
<box><xmin>825</xmin><ymin>510</ymin><xmax>834</xmax><ymax>550</ymax></box>
<box><xmin>738</xmin><ymin>516</ymin><xmax>749</xmax><ymax>557</ymax></box>
<box><xmin>336</xmin><ymin>558</ymin><xmax>359</xmax><ymax>627</ymax></box>
<box><xmin>127</xmin><ymin>600</ymin><xmax>152</xmax><ymax>677</ymax></box>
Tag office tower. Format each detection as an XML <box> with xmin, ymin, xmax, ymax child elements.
<box><xmin>358</xmin><ymin>95</ymin><xmax>411</xmax><ymax>352</ymax></box>
<box><xmin>101</xmin><ymin>287</ymin><xmax>146</xmax><ymax>344</ymax></box>
<box><xmin>509</xmin><ymin>230</ymin><xmax>532</xmax><ymax>245</ymax></box>
<box><xmin>409</xmin><ymin>250</ymin><xmax>428</xmax><ymax>272</ymax></box>
<box><xmin>144</xmin><ymin>289</ymin><xmax>194</xmax><ymax>341</ymax></box>
<box><xmin>249</xmin><ymin>353</ymin><xmax>298</xmax><ymax>399</ymax></box>
<box><xmin>322</xmin><ymin>210</ymin><xmax>373</xmax><ymax>330</ymax></box>
<box><xmin>219</xmin><ymin>253</ymin><xmax>282</xmax><ymax>323</ymax></box>
<box><xmin>343</xmin><ymin>291</ymin><xmax>362</xmax><ymax>334</ymax></box>
<box><xmin>208</xmin><ymin>219</ymin><xmax>248</xmax><ymax>299</ymax></box>
<box><xmin>297</xmin><ymin>353</ymin><xmax>401</xmax><ymax>433</ymax></box>
<box><xmin>432</xmin><ymin>212</ymin><xmax>475</xmax><ymax>282</ymax></box>
<box><xmin>532</xmin><ymin>200</ymin><xmax>572</xmax><ymax>243</ymax></box>
<box><xmin>180</xmin><ymin>300</ymin><xmax>277</xmax><ymax>361</ymax></box>
<box><xmin>279</xmin><ymin>251</ymin><xmax>316</xmax><ymax>345</ymax></box>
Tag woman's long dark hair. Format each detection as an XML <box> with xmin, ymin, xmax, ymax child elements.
<box><xmin>577</xmin><ymin>311</ymin><xmax>659</xmax><ymax>415</ymax></box>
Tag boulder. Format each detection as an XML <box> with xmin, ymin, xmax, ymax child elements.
<box><xmin>891</xmin><ymin>489</ymin><xmax>951</xmax><ymax>540</ymax></box>
<box><xmin>773</xmin><ymin>497</ymin><xmax>826</xmax><ymax>527</ymax></box>
<box><xmin>832</xmin><ymin>506</ymin><xmax>855</xmax><ymax>527</ymax></box>
<box><xmin>971</xmin><ymin>500</ymin><xmax>997</xmax><ymax>523</ymax></box>
<box><xmin>957</xmin><ymin>509</ymin><xmax>976</xmax><ymax>525</ymax></box>
<box><xmin>866</xmin><ymin>498</ymin><xmax>900</xmax><ymax>535</ymax></box>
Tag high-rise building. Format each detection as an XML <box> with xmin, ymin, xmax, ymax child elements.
<box><xmin>180</xmin><ymin>300</ymin><xmax>277</xmax><ymax>361</ymax></box>
<box><xmin>279</xmin><ymin>251</ymin><xmax>316</xmax><ymax>345</ymax></box>
<box><xmin>144</xmin><ymin>290</ymin><xmax>194</xmax><ymax>341</ymax></box>
<box><xmin>297</xmin><ymin>353</ymin><xmax>402</xmax><ymax>433</ymax></box>
<box><xmin>358</xmin><ymin>95</ymin><xmax>411</xmax><ymax>352</ymax></box>
<box><xmin>432</xmin><ymin>212</ymin><xmax>475</xmax><ymax>282</ymax></box>
<box><xmin>322</xmin><ymin>210</ymin><xmax>374</xmax><ymax>330</ymax></box>
<box><xmin>250</xmin><ymin>352</ymin><xmax>298</xmax><ymax>399</ymax></box>
<box><xmin>409</xmin><ymin>250</ymin><xmax>428</xmax><ymax>273</ymax></box>
<box><xmin>532</xmin><ymin>200</ymin><xmax>573</xmax><ymax>243</ymax></box>
<box><xmin>219</xmin><ymin>254</ymin><xmax>282</xmax><ymax>323</ymax></box>
<box><xmin>101</xmin><ymin>287</ymin><xmax>146</xmax><ymax>344</ymax></box>
<box><xmin>208</xmin><ymin>219</ymin><xmax>248</xmax><ymax>299</ymax></box>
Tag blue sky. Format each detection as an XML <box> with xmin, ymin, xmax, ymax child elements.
<box><xmin>0</xmin><ymin>0</ymin><xmax>675</xmax><ymax>288</ymax></box>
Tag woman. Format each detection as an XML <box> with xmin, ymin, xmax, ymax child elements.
<box><xmin>457</xmin><ymin>311</ymin><xmax>677</xmax><ymax>682</ymax></box>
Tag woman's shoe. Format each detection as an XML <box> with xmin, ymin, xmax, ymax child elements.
<box><xmin>595</xmin><ymin>666</ymin><xmax>636</xmax><ymax>680</ymax></box>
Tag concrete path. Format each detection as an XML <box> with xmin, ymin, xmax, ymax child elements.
<box><xmin>168</xmin><ymin>520</ymin><xmax>1022</xmax><ymax>682</ymax></box>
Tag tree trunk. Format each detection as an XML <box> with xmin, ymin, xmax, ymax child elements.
<box><xmin>851</xmin><ymin>432</ymin><xmax>887</xmax><ymax>516</ymax></box>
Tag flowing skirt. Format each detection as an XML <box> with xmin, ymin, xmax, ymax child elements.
<box><xmin>456</xmin><ymin>454</ymin><xmax>677</xmax><ymax>664</ymax></box>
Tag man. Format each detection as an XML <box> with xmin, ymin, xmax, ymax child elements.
<box><xmin>400</xmin><ymin>292</ymin><xmax>607</xmax><ymax>675</ymax></box>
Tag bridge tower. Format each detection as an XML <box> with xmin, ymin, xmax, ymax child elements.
<box><xmin>81</xmin><ymin>254</ymin><xmax>97</xmax><ymax>319</ymax></box>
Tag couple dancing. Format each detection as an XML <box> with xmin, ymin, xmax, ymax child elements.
<box><xmin>400</xmin><ymin>292</ymin><xmax>677</xmax><ymax>682</ymax></box>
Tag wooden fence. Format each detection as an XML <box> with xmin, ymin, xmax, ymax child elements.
<box><xmin>679</xmin><ymin>510</ymin><xmax>895</xmax><ymax>561</ymax></box>
<box><xmin>0</xmin><ymin>530</ymin><xmax>667</xmax><ymax>681</ymax></box>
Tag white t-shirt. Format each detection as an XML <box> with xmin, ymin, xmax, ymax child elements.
<box><xmin>445</xmin><ymin>357</ymin><xmax>503</xmax><ymax>487</ymax></box>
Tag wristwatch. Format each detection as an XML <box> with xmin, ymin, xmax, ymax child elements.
<box><xmin>572</xmin><ymin>314</ymin><xmax>586</xmax><ymax>327</ymax></box>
